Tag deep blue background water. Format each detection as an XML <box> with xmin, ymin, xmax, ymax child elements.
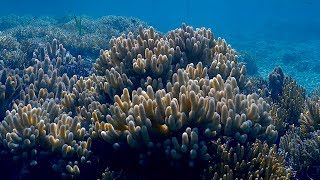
<box><xmin>1</xmin><ymin>0</ymin><xmax>319</xmax><ymax>35</ymax></box>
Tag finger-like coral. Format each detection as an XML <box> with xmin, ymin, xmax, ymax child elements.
<box><xmin>91</xmin><ymin>72</ymin><xmax>277</xmax><ymax>171</ymax></box>
<box><xmin>11</xmin><ymin>39</ymin><xmax>95</xmax><ymax>111</ymax></box>
<box><xmin>93</xmin><ymin>24</ymin><xmax>247</xmax><ymax>100</ymax></box>
<box><xmin>0</xmin><ymin>100</ymin><xmax>92</xmax><ymax>178</ymax></box>
<box><xmin>300</xmin><ymin>86</ymin><xmax>320</xmax><ymax>134</ymax></box>
<box><xmin>32</xmin><ymin>38</ymin><xmax>90</xmax><ymax>77</ymax></box>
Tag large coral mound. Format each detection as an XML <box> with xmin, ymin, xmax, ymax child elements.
<box><xmin>0</xmin><ymin>23</ymin><xmax>289</xmax><ymax>179</ymax></box>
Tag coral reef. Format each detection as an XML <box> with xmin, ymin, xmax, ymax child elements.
<box><xmin>279</xmin><ymin>83</ymin><xmax>320</xmax><ymax>179</ymax></box>
<box><xmin>0</xmin><ymin>21</ymin><xmax>297</xmax><ymax>179</ymax></box>
<box><xmin>91</xmin><ymin>75</ymin><xmax>277</xmax><ymax>168</ymax></box>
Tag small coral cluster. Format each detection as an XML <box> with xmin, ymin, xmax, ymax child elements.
<box><xmin>268</xmin><ymin>66</ymin><xmax>285</xmax><ymax>101</ymax></box>
<box><xmin>0</xmin><ymin>68</ymin><xmax>22</xmax><ymax>119</ymax></box>
<box><xmin>0</xmin><ymin>38</ymin><xmax>96</xmax><ymax>178</ymax></box>
<box><xmin>203</xmin><ymin>138</ymin><xmax>290</xmax><ymax>179</ymax></box>
<box><xmin>300</xmin><ymin>98</ymin><xmax>320</xmax><ymax>134</ymax></box>
<box><xmin>270</xmin><ymin>75</ymin><xmax>306</xmax><ymax>135</ymax></box>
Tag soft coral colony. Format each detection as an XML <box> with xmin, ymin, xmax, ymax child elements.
<box><xmin>0</xmin><ymin>24</ymin><xmax>292</xmax><ymax>179</ymax></box>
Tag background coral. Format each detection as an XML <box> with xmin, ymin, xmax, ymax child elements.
<box><xmin>238</xmin><ymin>50</ymin><xmax>258</xmax><ymax>75</ymax></box>
<box><xmin>0</xmin><ymin>15</ymin><xmax>148</xmax><ymax>70</ymax></box>
<box><xmin>0</xmin><ymin>68</ymin><xmax>22</xmax><ymax>120</ymax></box>
<box><xmin>268</xmin><ymin>66</ymin><xmax>285</xmax><ymax>101</ymax></box>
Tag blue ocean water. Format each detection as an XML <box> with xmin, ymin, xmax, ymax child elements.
<box><xmin>1</xmin><ymin>0</ymin><xmax>319</xmax><ymax>32</ymax></box>
<box><xmin>1</xmin><ymin>1</ymin><xmax>319</xmax><ymax>30</ymax></box>
<box><xmin>1</xmin><ymin>1</ymin><xmax>320</xmax><ymax>179</ymax></box>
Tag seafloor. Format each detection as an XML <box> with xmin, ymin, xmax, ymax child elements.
<box><xmin>0</xmin><ymin>15</ymin><xmax>319</xmax><ymax>180</ymax></box>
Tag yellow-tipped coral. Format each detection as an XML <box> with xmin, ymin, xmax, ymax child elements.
<box><xmin>92</xmin><ymin>70</ymin><xmax>277</xmax><ymax>168</ymax></box>
<box><xmin>93</xmin><ymin>24</ymin><xmax>248</xmax><ymax>101</ymax></box>
<box><xmin>0</xmin><ymin>100</ymin><xmax>92</xmax><ymax>177</ymax></box>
